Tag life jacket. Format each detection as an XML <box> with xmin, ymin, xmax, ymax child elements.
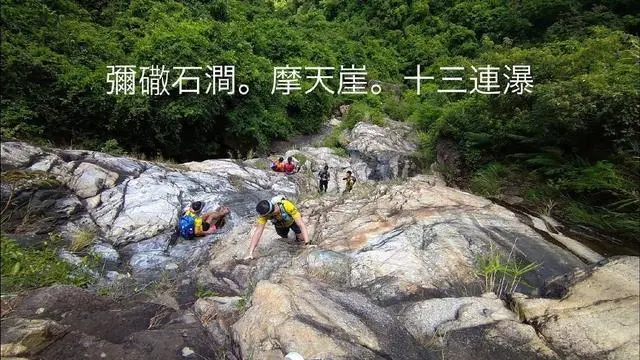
<box><xmin>319</xmin><ymin>170</ymin><xmax>330</xmax><ymax>181</ymax></box>
<box><xmin>345</xmin><ymin>175</ymin><xmax>355</xmax><ymax>186</ymax></box>
<box><xmin>275</xmin><ymin>161</ymin><xmax>286</xmax><ymax>172</ymax></box>
<box><xmin>179</xmin><ymin>209</ymin><xmax>198</xmax><ymax>239</ymax></box>
<box><xmin>267</xmin><ymin>195</ymin><xmax>294</xmax><ymax>227</ymax></box>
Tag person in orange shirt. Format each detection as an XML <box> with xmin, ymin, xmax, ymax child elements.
<box><xmin>271</xmin><ymin>157</ymin><xmax>286</xmax><ymax>172</ymax></box>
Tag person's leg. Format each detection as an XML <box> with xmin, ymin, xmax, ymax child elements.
<box><xmin>202</xmin><ymin>212</ymin><xmax>220</xmax><ymax>226</ymax></box>
<box><xmin>275</xmin><ymin>226</ymin><xmax>290</xmax><ymax>239</ymax></box>
<box><xmin>202</xmin><ymin>206</ymin><xmax>229</xmax><ymax>225</ymax></box>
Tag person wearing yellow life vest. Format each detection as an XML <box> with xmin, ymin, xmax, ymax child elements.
<box><xmin>179</xmin><ymin>201</ymin><xmax>229</xmax><ymax>239</ymax></box>
<box><xmin>246</xmin><ymin>196</ymin><xmax>309</xmax><ymax>259</ymax></box>
<box><xmin>342</xmin><ymin>170</ymin><xmax>356</xmax><ymax>193</ymax></box>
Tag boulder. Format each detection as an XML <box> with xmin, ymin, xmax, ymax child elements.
<box><xmin>232</xmin><ymin>276</ymin><xmax>434</xmax><ymax>360</ymax></box>
<box><xmin>513</xmin><ymin>256</ymin><xmax>640</xmax><ymax>360</ymax></box>
<box><xmin>300</xmin><ymin>176</ymin><xmax>587</xmax><ymax>303</ymax></box>
<box><xmin>0</xmin><ymin>318</ymin><xmax>69</xmax><ymax>357</ymax></box>
<box><xmin>0</xmin><ymin>142</ymin><xmax>43</xmax><ymax>170</ymax></box>
<box><xmin>346</xmin><ymin>121</ymin><xmax>418</xmax><ymax>180</ymax></box>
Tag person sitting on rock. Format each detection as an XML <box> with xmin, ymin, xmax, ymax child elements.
<box><xmin>246</xmin><ymin>196</ymin><xmax>309</xmax><ymax>259</ymax></box>
<box><xmin>179</xmin><ymin>201</ymin><xmax>229</xmax><ymax>239</ymax></box>
<box><xmin>342</xmin><ymin>170</ymin><xmax>356</xmax><ymax>193</ymax></box>
<box><xmin>283</xmin><ymin>156</ymin><xmax>299</xmax><ymax>174</ymax></box>
<box><xmin>271</xmin><ymin>157</ymin><xmax>286</xmax><ymax>172</ymax></box>
<box><xmin>318</xmin><ymin>165</ymin><xmax>330</xmax><ymax>193</ymax></box>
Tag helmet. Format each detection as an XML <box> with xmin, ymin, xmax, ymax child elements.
<box><xmin>191</xmin><ymin>201</ymin><xmax>204</xmax><ymax>213</ymax></box>
<box><xmin>256</xmin><ymin>200</ymin><xmax>273</xmax><ymax>215</ymax></box>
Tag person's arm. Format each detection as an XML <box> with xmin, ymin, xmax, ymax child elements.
<box><xmin>247</xmin><ymin>222</ymin><xmax>266</xmax><ymax>259</ymax></box>
<box><xmin>294</xmin><ymin>215</ymin><xmax>310</xmax><ymax>245</ymax></box>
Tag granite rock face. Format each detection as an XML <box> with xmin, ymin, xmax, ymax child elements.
<box><xmin>2</xmin><ymin>125</ymin><xmax>635</xmax><ymax>360</ymax></box>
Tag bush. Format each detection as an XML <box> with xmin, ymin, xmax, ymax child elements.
<box><xmin>341</xmin><ymin>102</ymin><xmax>385</xmax><ymax>130</ymax></box>
<box><xmin>470</xmin><ymin>163</ymin><xmax>510</xmax><ymax>196</ymax></box>
<box><xmin>100</xmin><ymin>139</ymin><xmax>127</xmax><ymax>156</ymax></box>
<box><xmin>1</xmin><ymin>235</ymin><xmax>95</xmax><ymax>294</ymax></box>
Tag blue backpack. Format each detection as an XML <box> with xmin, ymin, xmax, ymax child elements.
<box><xmin>179</xmin><ymin>211</ymin><xmax>197</xmax><ymax>240</ymax></box>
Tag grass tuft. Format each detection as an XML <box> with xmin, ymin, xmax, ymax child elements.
<box><xmin>70</xmin><ymin>229</ymin><xmax>96</xmax><ymax>253</ymax></box>
<box><xmin>475</xmin><ymin>241</ymin><xmax>539</xmax><ymax>298</ymax></box>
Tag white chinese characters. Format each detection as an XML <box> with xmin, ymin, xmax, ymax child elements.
<box><xmin>107</xmin><ymin>64</ymin><xmax>532</xmax><ymax>96</ymax></box>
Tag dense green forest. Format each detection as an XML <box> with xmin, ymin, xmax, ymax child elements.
<box><xmin>1</xmin><ymin>0</ymin><xmax>639</xmax><ymax>240</ymax></box>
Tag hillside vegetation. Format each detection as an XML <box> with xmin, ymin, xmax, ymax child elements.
<box><xmin>1</xmin><ymin>0</ymin><xmax>639</xmax><ymax>239</ymax></box>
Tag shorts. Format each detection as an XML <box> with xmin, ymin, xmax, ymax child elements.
<box><xmin>275</xmin><ymin>222</ymin><xmax>301</xmax><ymax>238</ymax></box>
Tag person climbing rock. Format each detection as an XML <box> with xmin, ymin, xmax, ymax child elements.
<box><xmin>342</xmin><ymin>170</ymin><xmax>356</xmax><ymax>193</ymax></box>
<box><xmin>318</xmin><ymin>165</ymin><xmax>330</xmax><ymax>193</ymax></box>
<box><xmin>179</xmin><ymin>201</ymin><xmax>230</xmax><ymax>239</ymax></box>
<box><xmin>246</xmin><ymin>195</ymin><xmax>309</xmax><ymax>259</ymax></box>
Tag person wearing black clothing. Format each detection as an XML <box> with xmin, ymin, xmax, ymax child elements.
<box><xmin>318</xmin><ymin>165</ymin><xmax>330</xmax><ymax>193</ymax></box>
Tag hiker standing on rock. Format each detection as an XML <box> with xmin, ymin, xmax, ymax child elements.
<box><xmin>342</xmin><ymin>170</ymin><xmax>356</xmax><ymax>193</ymax></box>
<box><xmin>318</xmin><ymin>165</ymin><xmax>330</xmax><ymax>193</ymax></box>
<box><xmin>246</xmin><ymin>196</ymin><xmax>309</xmax><ymax>259</ymax></box>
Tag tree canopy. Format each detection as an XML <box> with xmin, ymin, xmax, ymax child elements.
<box><xmin>1</xmin><ymin>0</ymin><xmax>639</xmax><ymax>240</ymax></box>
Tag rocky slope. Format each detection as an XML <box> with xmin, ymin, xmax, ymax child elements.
<box><xmin>1</xmin><ymin>122</ymin><xmax>638</xmax><ymax>360</ymax></box>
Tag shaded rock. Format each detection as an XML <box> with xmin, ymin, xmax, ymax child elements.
<box><xmin>440</xmin><ymin>320</ymin><xmax>560</xmax><ymax>360</ymax></box>
<box><xmin>513</xmin><ymin>256</ymin><xmax>640</xmax><ymax>360</ymax></box>
<box><xmin>346</xmin><ymin>121</ymin><xmax>418</xmax><ymax>181</ymax></box>
<box><xmin>4</xmin><ymin>285</ymin><xmax>220</xmax><ymax>360</ymax></box>
<box><xmin>435</xmin><ymin>139</ymin><xmax>463</xmax><ymax>186</ymax></box>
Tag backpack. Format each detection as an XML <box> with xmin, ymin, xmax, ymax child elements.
<box><xmin>268</xmin><ymin>195</ymin><xmax>293</xmax><ymax>227</ymax></box>
<box><xmin>178</xmin><ymin>210</ymin><xmax>198</xmax><ymax>240</ymax></box>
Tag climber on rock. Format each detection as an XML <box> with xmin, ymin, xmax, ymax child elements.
<box><xmin>342</xmin><ymin>170</ymin><xmax>356</xmax><ymax>193</ymax></box>
<box><xmin>246</xmin><ymin>195</ymin><xmax>309</xmax><ymax>259</ymax></box>
<box><xmin>179</xmin><ymin>201</ymin><xmax>229</xmax><ymax>239</ymax></box>
<box><xmin>318</xmin><ymin>164</ymin><xmax>330</xmax><ymax>193</ymax></box>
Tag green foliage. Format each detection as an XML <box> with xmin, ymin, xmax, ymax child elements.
<box><xmin>1</xmin><ymin>235</ymin><xmax>94</xmax><ymax>295</ymax></box>
<box><xmin>195</xmin><ymin>286</ymin><xmax>219</xmax><ymax>299</ymax></box>
<box><xmin>1</xmin><ymin>0</ymin><xmax>638</xmax><ymax>239</ymax></box>
<box><xmin>341</xmin><ymin>101</ymin><xmax>385</xmax><ymax>130</ymax></box>
<box><xmin>100</xmin><ymin>139</ymin><xmax>127</xmax><ymax>156</ymax></box>
<box><xmin>476</xmin><ymin>243</ymin><xmax>539</xmax><ymax>298</ymax></box>
<box><xmin>470</xmin><ymin>163</ymin><xmax>509</xmax><ymax>196</ymax></box>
